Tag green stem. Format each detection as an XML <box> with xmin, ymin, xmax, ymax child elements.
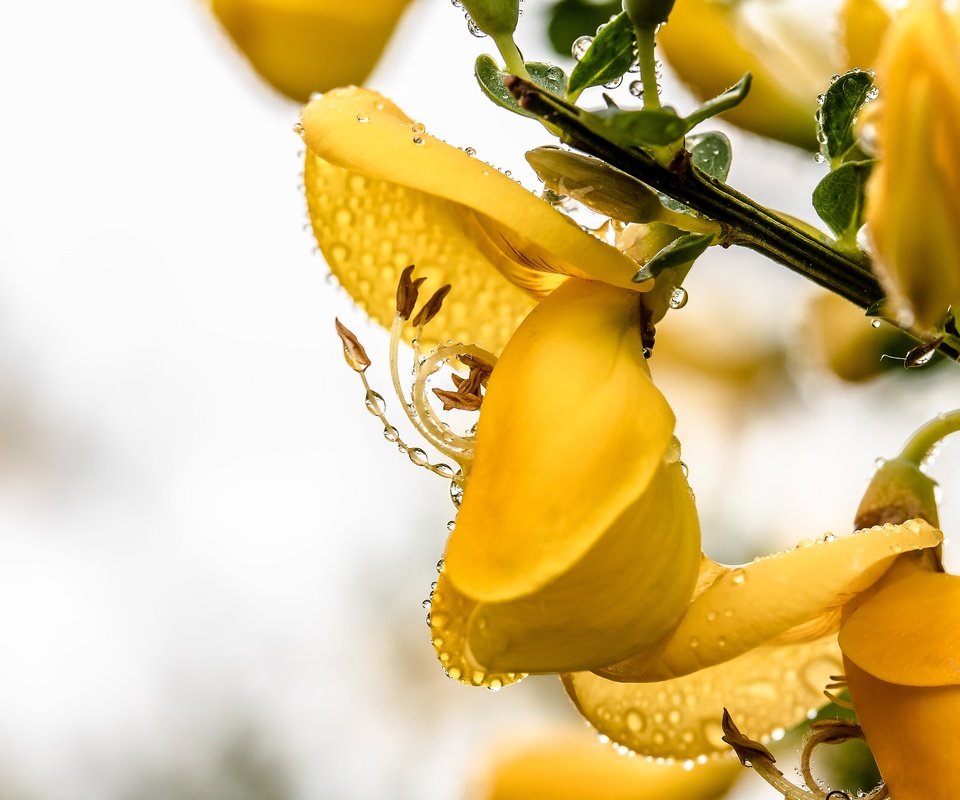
<box><xmin>899</xmin><ymin>411</ymin><xmax>960</xmax><ymax>466</ymax></box>
<box><xmin>634</xmin><ymin>26</ymin><xmax>661</xmax><ymax>111</ymax></box>
<box><xmin>503</xmin><ymin>78</ymin><xmax>960</xmax><ymax>362</ymax></box>
<box><xmin>493</xmin><ymin>33</ymin><xmax>530</xmax><ymax>80</ymax></box>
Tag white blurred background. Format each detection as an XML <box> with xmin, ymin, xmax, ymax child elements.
<box><xmin>0</xmin><ymin>1</ymin><xmax>957</xmax><ymax>798</ymax></box>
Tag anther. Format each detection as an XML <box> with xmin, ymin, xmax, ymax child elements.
<box><xmin>412</xmin><ymin>285</ymin><xmax>453</xmax><ymax>327</ymax></box>
<box><xmin>433</xmin><ymin>388</ymin><xmax>483</xmax><ymax>412</ymax></box>
<box><xmin>396</xmin><ymin>264</ymin><xmax>426</xmax><ymax>320</ymax></box>
<box><xmin>334</xmin><ymin>318</ymin><xmax>371</xmax><ymax>372</ymax></box>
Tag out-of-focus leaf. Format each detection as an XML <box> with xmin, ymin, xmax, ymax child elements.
<box><xmin>546</xmin><ymin>0</ymin><xmax>620</xmax><ymax>57</ymax></box>
<box><xmin>812</xmin><ymin>160</ymin><xmax>874</xmax><ymax>241</ymax></box>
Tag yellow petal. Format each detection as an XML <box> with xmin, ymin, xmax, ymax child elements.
<box><xmin>658</xmin><ymin>0</ymin><xmax>819</xmax><ymax>149</ymax></box>
<box><xmin>841</xmin><ymin>0</ymin><xmax>891</xmax><ymax>70</ymax></box>
<box><xmin>564</xmin><ymin>636</ymin><xmax>842</xmax><ymax>760</ymax></box>
<box><xmin>472</xmin><ymin>731</ymin><xmax>740</xmax><ymax>800</ymax></box>
<box><xmin>442</xmin><ymin>279</ymin><xmax>700</xmax><ymax>672</ymax></box>
<box><xmin>210</xmin><ymin>0</ymin><xmax>409</xmax><ymax>102</ymax></box>
<box><xmin>840</xmin><ymin>568</ymin><xmax>960</xmax><ymax>686</ymax></box>
<box><xmin>597</xmin><ymin>519</ymin><xmax>941</xmax><ymax>682</ymax></box>
<box><xmin>302</xmin><ymin>89</ymin><xmax>644</xmax><ymax>349</ymax></box>
<box><xmin>428</xmin><ymin>572</ymin><xmax>525</xmax><ymax>690</ymax></box>
<box><xmin>844</xmin><ymin>659</ymin><xmax>960</xmax><ymax>800</ymax></box>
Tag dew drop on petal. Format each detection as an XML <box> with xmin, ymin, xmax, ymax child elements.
<box><xmin>628</xmin><ymin>80</ymin><xmax>644</xmax><ymax>98</ymax></box>
<box><xmin>571</xmin><ymin>35</ymin><xmax>593</xmax><ymax>60</ymax></box>
<box><xmin>669</xmin><ymin>286</ymin><xmax>688</xmax><ymax>309</ymax></box>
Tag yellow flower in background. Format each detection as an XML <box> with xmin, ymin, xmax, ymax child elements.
<box><xmin>659</xmin><ymin>0</ymin><xmax>891</xmax><ymax>149</ymax></box>
<box><xmin>561</xmin><ymin>518</ymin><xmax>941</xmax><ymax>759</ymax></box>
<box><xmin>208</xmin><ymin>0</ymin><xmax>411</xmax><ymax>101</ymax></box>
<box><xmin>470</xmin><ymin>731</ymin><xmax>740</xmax><ymax>800</ymax></box>
<box><xmin>300</xmin><ymin>87</ymin><xmax>642</xmax><ymax>352</ymax></box>
<box><xmin>865</xmin><ymin>0</ymin><xmax>960</xmax><ymax>333</ymax></box>
<box><xmin>840</xmin><ymin>558</ymin><xmax>960</xmax><ymax>800</ymax></box>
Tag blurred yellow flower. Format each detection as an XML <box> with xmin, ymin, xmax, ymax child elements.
<box><xmin>562</xmin><ymin>518</ymin><xmax>941</xmax><ymax>759</ymax></box>
<box><xmin>471</xmin><ymin>731</ymin><xmax>740</xmax><ymax>800</ymax></box>
<box><xmin>840</xmin><ymin>557</ymin><xmax>960</xmax><ymax>799</ymax></box>
<box><xmin>865</xmin><ymin>0</ymin><xmax>960</xmax><ymax>333</ymax></box>
<box><xmin>659</xmin><ymin>0</ymin><xmax>891</xmax><ymax>149</ymax></box>
<box><xmin>209</xmin><ymin>0</ymin><xmax>411</xmax><ymax>101</ymax></box>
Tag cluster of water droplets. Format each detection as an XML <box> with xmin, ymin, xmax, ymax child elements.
<box><xmin>815</xmin><ymin>72</ymin><xmax>880</xmax><ymax>163</ymax></box>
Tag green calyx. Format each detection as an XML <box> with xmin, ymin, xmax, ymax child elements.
<box><xmin>461</xmin><ymin>0</ymin><xmax>520</xmax><ymax>36</ymax></box>
<box><xmin>854</xmin><ymin>457</ymin><xmax>940</xmax><ymax>530</ymax></box>
<box><xmin>622</xmin><ymin>0</ymin><xmax>676</xmax><ymax>28</ymax></box>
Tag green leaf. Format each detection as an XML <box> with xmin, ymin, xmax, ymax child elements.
<box><xmin>633</xmin><ymin>232</ymin><xmax>714</xmax><ymax>282</ymax></box>
<box><xmin>526</xmin><ymin>146</ymin><xmax>663</xmax><ymax>222</ymax></box>
<box><xmin>475</xmin><ymin>55</ymin><xmax>568</xmax><ymax>119</ymax></box>
<box><xmin>812</xmin><ymin>160</ymin><xmax>874</xmax><ymax>241</ymax></box>
<box><xmin>816</xmin><ymin>69</ymin><xmax>875</xmax><ymax>162</ymax></box>
<box><xmin>546</xmin><ymin>0</ymin><xmax>620</xmax><ymax>59</ymax></box>
<box><xmin>687</xmin><ymin>131</ymin><xmax>733</xmax><ymax>181</ymax></box>
<box><xmin>683</xmin><ymin>73</ymin><xmax>751</xmax><ymax>131</ymax></box>
<box><xmin>567</xmin><ymin>11</ymin><xmax>636</xmax><ymax>99</ymax></box>
<box><xmin>582</xmin><ymin>105</ymin><xmax>686</xmax><ymax>147</ymax></box>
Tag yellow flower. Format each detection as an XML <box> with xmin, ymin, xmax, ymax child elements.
<box><xmin>302</xmin><ymin>88</ymin><xmax>702</xmax><ymax>683</ymax></box>
<box><xmin>865</xmin><ymin>0</ymin><xmax>960</xmax><ymax>333</ymax></box>
<box><xmin>561</xmin><ymin>518</ymin><xmax>942</xmax><ymax>759</ymax></box>
<box><xmin>470</xmin><ymin>730</ymin><xmax>740</xmax><ymax>800</ymax></box>
<box><xmin>839</xmin><ymin>557</ymin><xmax>960</xmax><ymax>799</ymax></box>
<box><xmin>658</xmin><ymin>0</ymin><xmax>891</xmax><ymax>149</ymax></box>
<box><xmin>208</xmin><ymin>0</ymin><xmax>411</xmax><ymax>102</ymax></box>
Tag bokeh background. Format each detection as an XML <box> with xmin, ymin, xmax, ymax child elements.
<box><xmin>0</xmin><ymin>0</ymin><xmax>957</xmax><ymax>797</ymax></box>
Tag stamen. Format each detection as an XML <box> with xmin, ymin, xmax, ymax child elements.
<box><xmin>396</xmin><ymin>264</ymin><xmax>426</xmax><ymax>320</ymax></box>
<box><xmin>334</xmin><ymin>319</ymin><xmax>371</xmax><ymax>372</ymax></box>
<box><xmin>412</xmin><ymin>284</ymin><xmax>452</xmax><ymax>327</ymax></box>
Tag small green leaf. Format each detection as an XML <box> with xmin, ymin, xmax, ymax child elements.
<box><xmin>816</xmin><ymin>70</ymin><xmax>874</xmax><ymax>162</ymax></box>
<box><xmin>687</xmin><ymin>131</ymin><xmax>733</xmax><ymax>181</ymax></box>
<box><xmin>812</xmin><ymin>160</ymin><xmax>874</xmax><ymax>241</ymax></box>
<box><xmin>633</xmin><ymin>232</ymin><xmax>714</xmax><ymax>282</ymax></box>
<box><xmin>475</xmin><ymin>55</ymin><xmax>568</xmax><ymax>119</ymax></box>
<box><xmin>582</xmin><ymin>105</ymin><xmax>686</xmax><ymax>147</ymax></box>
<box><xmin>567</xmin><ymin>12</ymin><xmax>636</xmax><ymax>99</ymax></box>
<box><xmin>526</xmin><ymin>146</ymin><xmax>663</xmax><ymax>222</ymax></box>
<box><xmin>683</xmin><ymin>73</ymin><xmax>751</xmax><ymax>131</ymax></box>
<box><xmin>546</xmin><ymin>0</ymin><xmax>620</xmax><ymax>59</ymax></box>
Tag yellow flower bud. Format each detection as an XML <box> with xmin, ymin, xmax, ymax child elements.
<box><xmin>865</xmin><ymin>0</ymin><xmax>960</xmax><ymax>333</ymax></box>
<box><xmin>208</xmin><ymin>0</ymin><xmax>410</xmax><ymax>101</ymax></box>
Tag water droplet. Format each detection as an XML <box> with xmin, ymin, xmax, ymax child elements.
<box><xmin>503</xmin><ymin>170</ymin><xmax>512</xmax><ymax>178</ymax></box>
<box><xmin>450</xmin><ymin>479</ymin><xmax>464</xmax><ymax>508</ymax></box>
<box><xmin>682</xmin><ymin>759</ymin><xmax>695</xmax><ymax>771</ymax></box>
<box><xmin>866</xmin><ymin>85</ymin><xmax>880</xmax><ymax>100</ymax></box>
<box><xmin>450</xmin><ymin>0</ymin><xmax>461</xmax><ymax>5</ymax></box>
<box><xmin>664</xmin><ymin>436</ymin><xmax>681</xmax><ymax>464</ymax></box>
<box><xmin>488</xmin><ymin>678</ymin><xmax>502</xmax><ymax>691</ymax></box>
<box><xmin>412</xmin><ymin>136</ymin><xmax>425</xmax><ymax>145</ymax></box>
<box><xmin>421</xmin><ymin>598</ymin><xmax>432</xmax><ymax>609</ymax></box>
<box><xmin>627</xmin><ymin>59</ymin><xmax>641</xmax><ymax>74</ymax></box>
<box><xmin>706</xmin><ymin>610</ymin><xmax>718</xmax><ymax>623</ymax></box>
<box><xmin>436</xmin><ymin>558</ymin><xmax>445</xmax><ymax>573</ymax></box>
<box><xmin>408</xmin><ymin>447</ymin><xmax>429</xmax><ymax>466</ymax></box>
<box><xmin>817</xmin><ymin>93</ymin><xmax>826</xmax><ymax>105</ymax></box>
<box><xmin>717</xmin><ymin>636</ymin><xmax>727</xmax><ymax>648</ymax></box>
<box><xmin>464</xmin><ymin>146</ymin><xmax>477</xmax><ymax>156</ymax></box>
<box><xmin>689</xmin><ymin>636</ymin><xmax>700</xmax><ymax>649</ymax></box>
<box><xmin>679</xmin><ymin>461</ymin><xmax>689</xmax><ymax>478</ymax></box>
<box><xmin>603</xmin><ymin>76</ymin><xmax>623</xmax><ymax>89</ymax></box>
<box><xmin>446</xmin><ymin>520</ymin><xmax>456</xmax><ymax>532</ymax></box>
<box><xmin>626</xmin><ymin>710</ymin><xmax>646</xmax><ymax>732</ymax></box>
<box><xmin>355</xmin><ymin>113</ymin><xmax>369</xmax><ymax>123</ymax></box>
<box><xmin>365</xmin><ymin>391</ymin><xmax>386</xmax><ymax>415</ymax></box>
<box><xmin>292</xmin><ymin>122</ymin><xmax>304</xmax><ymax>136</ymax></box>
<box><xmin>466</xmin><ymin>15</ymin><xmax>487</xmax><ymax>37</ymax></box>
<box><xmin>411</xmin><ymin>122</ymin><xmax>425</xmax><ymax>135</ymax></box>
<box><xmin>823</xmin><ymin>533</ymin><xmax>837</xmax><ymax>543</ymax></box>
<box><xmin>871</xmin><ymin>319</ymin><xmax>882</xmax><ymax>328</ymax></box>
<box><xmin>571</xmin><ymin>35</ymin><xmax>593</xmax><ymax>60</ymax></box>
<box><xmin>383</xmin><ymin>426</ymin><xmax>399</xmax><ymax>442</ymax></box>
<box><xmin>669</xmin><ymin>286</ymin><xmax>688</xmax><ymax>309</ymax></box>
<box><xmin>628</xmin><ymin>80</ymin><xmax>644</xmax><ymax>98</ymax></box>
<box><xmin>814</xmin><ymin>152</ymin><xmax>826</xmax><ymax>163</ymax></box>
<box><xmin>430</xmin><ymin>581</ymin><xmax>438</xmax><ymax>591</ymax></box>
<box><xmin>723</xmin><ymin>607</ymin><xmax>734</xmax><ymax>618</ymax></box>
<box><xmin>731</xmin><ymin>569</ymin><xmax>746</xmax><ymax>585</ymax></box>
<box><xmin>642</xmin><ymin>347</ymin><xmax>652</xmax><ymax>359</ymax></box>
<box><xmin>424</xmin><ymin>612</ymin><xmax>431</xmax><ymax>626</ymax></box>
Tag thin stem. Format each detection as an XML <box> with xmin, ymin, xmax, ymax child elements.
<box><xmin>899</xmin><ymin>410</ymin><xmax>960</xmax><ymax>466</ymax></box>
<box><xmin>634</xmin><ymin>26</ymin><xmax>661</xmax><ymax>111</ymax></box>
<box><xmin>493</xmin><ymin>33</ymin><xmax>530</xmax><ymax>80</ymax></box>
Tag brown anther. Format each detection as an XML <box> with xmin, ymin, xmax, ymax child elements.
<box><xmin>334</xmin><ymin>318</ymin><xmax>371</xmax><ymax>373</ymax></box>
<box><xmin>458</xmin><ymin>354</ymin><xmax>493</xmax><ymax>378</ymax></box>
<box><xmin>412</xmin><ymin>284</ymin><xmax>452</xmax><ymax>327</ymax></box>
<box><xmin>396</xmin><ymin>264</ymin><xmax>426</xmax><ymax>320</ymax></box>
<box><xmin>432</xmin><ymin>388</ymin><xmax>483</xmax><ymax>412</ymax></box>
<box><xmin>721</xmin><ymin>709</ymin><xmax>776</xmax><ymax>768</ymax></box>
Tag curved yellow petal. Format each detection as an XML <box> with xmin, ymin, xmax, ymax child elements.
<box><xmin>840</xmin><ymin>568</ymin><xmax>960</xmax><ymax>687</ymax></box>
<box><xmin>844</xmin><ymin>659</ymin><xmax>960</xmax><ymax>800</ymax></box>
<box><xmin>841</xmin><ymin>0</ymin><xmax>891</xmax><ymax>70</ymax></box>
<box><xmin>596</xmin><ymin>520</ymin><xmax>941</xmax><ymax>682</ymax></box>
<box><xmin>210</xmin><ymin>0</ymin><xmax>409</xmax><ymax>102</ymax></box>
<box><xmin>301</xmin><ymin>89</ymin><xmax>643</xmax><ymax>347</ymax></box>
<box><xmin>564</xmin><ymin>636</ymin><xmax>842</xmax><ymax>760</ymax></box>
<box><xmin>429</xmin><ymin>572</ymin><xmax>525</xmax><ymax>690</ymax></box>
<box><xmin>472</xmin><ymin>731</ymin><xmax>740</xmax><ymax>800</ymax></box>
<box><xmin>442</xmin><ymin>279</ymin><xmax>700</xmax><ymax>672</ymax></box>
<box><xmin>658</xmin><ymin>0</ymin><xmax>820</xmax><ymax>149</ymax></box>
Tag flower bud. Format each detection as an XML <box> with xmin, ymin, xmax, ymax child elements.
<box><xmin>622</xmin><ymin>0</ymin><xmax>675</xmax><ymax>28</ymax></box>
<box><xmin>460</xmin><ymin>0</ymin><xmax>519</xmax><ymax>37</ymax></box>
<box><xmin>854</xmin><ymin>456</ymin><xmax>939</xmax><ymax>530</ymax></box>
<box><xmin>865</xmin><ymin>0</ymin><xmax>960</xmax><ymax>333</ymax></box>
